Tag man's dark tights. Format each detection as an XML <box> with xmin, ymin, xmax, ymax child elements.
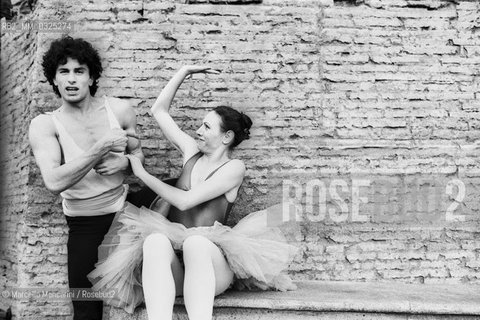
<box><xmin>66</xmin><ymin>213</ymin><xmax>115</xmax><ymax>320</ymax></box>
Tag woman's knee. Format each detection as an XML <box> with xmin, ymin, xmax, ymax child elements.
<box><xmin>143</xmin><ymin>233</ymin><xmax>172</xmax><ymax>258</ymax></box>
<box><xmin>183</xmin><ymin>235</ymin><xmax>213</xmax><ymax>259</ymax></box>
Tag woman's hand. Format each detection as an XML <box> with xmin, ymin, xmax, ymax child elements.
<box><xmin>181</xmin><ymin>65</ymin><xmax>221</xmax><ymax>77</ymax></box>
<box><xmin>125</xmin><ymin>154</ymin><xmax>146</xmax><ymax>177</ymax></box>
<box><xmin>94</xmin><ymin>152</ymin><xmax>129</xmax><ymax>175</ymax></box>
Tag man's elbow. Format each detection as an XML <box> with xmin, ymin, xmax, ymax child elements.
<box><xmin>44</xmin><ymin>179</ymin><xmax>63</xmax><ymax>195</ymax></box>
<box><xmin>46</xmin><ymin>186</ymin><xmax>62</xmax><ymax>195</ymax></box>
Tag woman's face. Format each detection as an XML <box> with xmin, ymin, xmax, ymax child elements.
<box><xmin>196</xmin><ymin>111</ymin><xmax>226</xmax><ymax>152</ymax></box>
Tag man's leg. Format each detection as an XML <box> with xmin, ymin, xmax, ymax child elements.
<box><xmin>66</xmin><ymin>213</ymin><xmax>115</xmax><ymax>320</ymax></box>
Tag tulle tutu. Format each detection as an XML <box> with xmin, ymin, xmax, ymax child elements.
<box><xmin>88</xmin><ymin>200</ymin><xmax>299</xmax><ymax>314</ymax></box>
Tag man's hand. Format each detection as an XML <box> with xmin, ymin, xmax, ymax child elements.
<box><xmin>95</xmin><ymin>128</ymin><xmax>138</xmax><ymax>154</ymax></box>
<box><xmin>94</xmin><ymin>152</ymin><xmax>129</xmax><ymax>176</ymax></box>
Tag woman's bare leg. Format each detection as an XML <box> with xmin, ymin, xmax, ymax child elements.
<box><xmin>142</xmin><ymin>233</ymin><xmax>184</xmax><ymax>320</ymax></box>
<box><xmin>182</xmin><ymin>235</ymin><xmax>234</xmax><ymax>320</ymax></box>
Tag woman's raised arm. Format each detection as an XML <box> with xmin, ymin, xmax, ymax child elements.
<box><xmin>151</xmin><ymin>66</ymin><xmax>220</xmax><ymax>162</ymax></box>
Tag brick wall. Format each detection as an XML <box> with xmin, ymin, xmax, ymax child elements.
<box><xmin>0</xmin><ymin>26</ymin><xmax>39</xmax><ymax>318</ymax></box>
<box><xmin>1</xmin><ymin>0</ymin><xmax>479</xmax><ymax>318</ymax></box>
<box><xmin>289</xmin><ymin>0</ymin><xmax>480</xmax><ymax>283</ymax></box>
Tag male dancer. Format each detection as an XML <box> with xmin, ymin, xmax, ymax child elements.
<box><xmin>29</xmin><ymin>36</ymin><xmax>144</xmax><ymax>320</ymax></box>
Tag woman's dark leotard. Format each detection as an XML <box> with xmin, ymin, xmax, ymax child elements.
<box><xmin>167</xmin><ymin>153</ymin><xmax>234</xmax><ymax>228</ymax></box>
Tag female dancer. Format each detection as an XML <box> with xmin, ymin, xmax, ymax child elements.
<box><xmin>89</xmin><ymin>66</ymin><xmax>297</xmax><ymax>320</ymax></box>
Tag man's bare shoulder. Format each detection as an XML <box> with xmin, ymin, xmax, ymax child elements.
<box><xmin>107</xmin><ymin>96</ymin><xmax>135</xmax><ymax>113</ymax></box>
<box><xmin>30</xmin><ymin>113</ymin><xmax>56</xmax><ymax>134</ymax></box>
<box><xmin>29</xmin><ymin>113</ymin><xmax>58</xmax><ymax>148</ymax></box>
<box><xmin>106</xmin><ymin>96</ymin><xmax>136</xmax><ymax>126</ymax></box>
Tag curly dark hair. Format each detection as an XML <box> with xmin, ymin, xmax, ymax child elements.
<box><xmin>214</xmin><ymin>106</ymin><xmax>252</xmax><ymax>150</ymax></box>
<box><xmin>42</xmin><ymin>36</ymin><xmax>103</xmax><ymax>97</ymax></box>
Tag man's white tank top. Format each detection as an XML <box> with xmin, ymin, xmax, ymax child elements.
<box><xmin>50</xmin><ymin>96</ymin><xmax>128</xmax><ymax>216</ymax></box>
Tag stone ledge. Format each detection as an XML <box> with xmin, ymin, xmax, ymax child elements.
<box><xmin>108</xmin><ymin>280</ymin><xmax>480</xmax><ymax>319</ymax></box>
<box><xmin>210</xmin><ymin>281</ymin><xmax>480</xmax><ymax>315</ymax></box>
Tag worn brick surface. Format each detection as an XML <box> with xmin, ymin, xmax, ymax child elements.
<box><xmin>1</xmin><ymin>0</ymin><xmax>480</xmax><ymax>319</ymax></box>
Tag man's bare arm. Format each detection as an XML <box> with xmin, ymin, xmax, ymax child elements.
<box><xmin>29</xmin><ymin>115</ymin><xmax>129</xmax><ymax>194</ymax></box>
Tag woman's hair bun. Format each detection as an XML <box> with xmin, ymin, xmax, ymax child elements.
<box><xmin>240</xmin><ymin>112</ymin><xmax>252</xmax><ymax>140</ymax></box>
<box><xmin>214</xmin><ymin>106</ymin><xmax>253</xmax><ymax>149</ymax></box>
